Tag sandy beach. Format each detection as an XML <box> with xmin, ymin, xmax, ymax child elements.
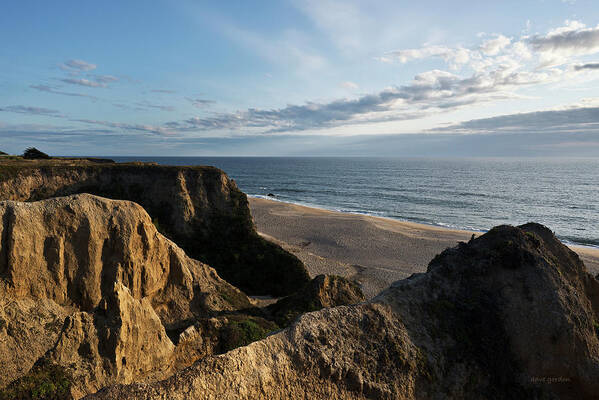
<box><xmin>249</xmin><ymin>197</ymin><xmax>599</xmax><ymax>299</ymax></box>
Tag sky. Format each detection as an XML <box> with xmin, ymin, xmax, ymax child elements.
<box><xmin>1</xmin><ymin>0</ymin><xmax>599</xmax><ymax>156</ymax></box>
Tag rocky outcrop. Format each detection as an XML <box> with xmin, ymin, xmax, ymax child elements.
<box><xmin>88</xmin><ymin>223</ymin><xmax>599</xmax><ymax>400</ymax></box>
<box><xmin>0</xmin><ymin>159</ymin><xmax>309</xmax><ymax>295</ymax></box>
<box><xmin>0</xmin><ymin>194</ymin><xmax>253</xmax><ymax>397</ymax></box>
<box><xmin>43</xmin><ymin>283</ymin><xmax>175</xmax><ymax>398</ymax></box>
<box><xmin>0</xmin><ymin>297</ymin><xmax>68</xmax><ymax>389</ymax></box>
<box><xmin>0</xmin><ymin>194</ymin><xmax>250</xmax><ymax>327</ymax></box>
<box><xmin>267</xmin><ymin>274</ymin><xmax>365</xmax><ymax>326</ymax></box>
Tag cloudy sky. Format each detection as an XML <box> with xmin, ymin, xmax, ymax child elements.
<box><xmin>2</xmin><ymin>0</ymin><xmax>599</xmax><ymax>156</ymax></box>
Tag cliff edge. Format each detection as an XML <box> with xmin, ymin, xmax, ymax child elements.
<box><xmin>0</xmin><ymin>158</ymin><xmax>309</xmax><ymax>296</ymax></box>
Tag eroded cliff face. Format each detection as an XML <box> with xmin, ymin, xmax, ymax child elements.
<box><xmin>88</xmin><ymin>224</ymin><xmax>599</xmax><ymax>400</ymax></box>
<box><xmin>0</xmin><ymin>160</ymin><xmax>309</xmax><ymax>296</ymax></box>
<box><xmin>0</xmin><ymin>194</ymin><xmax>252</xmax><ymax>398</ymax></box>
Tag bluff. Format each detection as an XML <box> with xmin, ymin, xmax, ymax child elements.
<box><xmin>89</xmin><ymin>223</ymin><xmax>599</xmax><ymax>400</ymax></box>
<box><xmin>0</xmin><ymin>158</ymin><xmax>309</xmax><ymax>295</ymax></box>
<box><xmin>0</xmin><ymin>194</ymin><xmax>360</xmax><ymax>399</ymax></box>
<box><xmin>0</xmin><ymin>194</ymin><xmax>251</xmax><ymax>398</ymax></box>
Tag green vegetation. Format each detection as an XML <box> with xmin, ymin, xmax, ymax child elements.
<box><xmin>219</xmin><ymin>315</ymin><xmax>279</xmax><ymax>353</ymax></box>
<box><xmin>23</xmin><ymin>147</ymin><xmax>51</xmax><ymax>160</ymax></box>
<box><xmin>0</xmin><ymin>150</ymin><xmax>7</xmax><ymax>155</ymax></box>
<box><xmin>0</xmin><ymin>361</ymin><xmax>72</xmax><ymax>400</ymax></box>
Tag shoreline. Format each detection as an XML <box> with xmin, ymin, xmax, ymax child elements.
<box><xmin>249</xmin><ymin>196</ymin><xmax>599</xmax><ymax>299</ymax></box>
<box><xmin>249</xmin><ymin>195</ymin><xmax>599</xmax><ymax>251</ymax></box>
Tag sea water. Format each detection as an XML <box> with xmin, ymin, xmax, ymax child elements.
<box><xmin>112</xmin><ymin>157</ymin><xmax>598</xmax><ymax>248</ymax></box>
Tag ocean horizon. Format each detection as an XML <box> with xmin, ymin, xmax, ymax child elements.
<box><xmin>110</xmin><ymin>156</ymin><xmax>599</xmax><ymax>249</ymax></box>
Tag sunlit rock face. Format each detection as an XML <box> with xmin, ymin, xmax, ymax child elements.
<box><xmin>0</xmin><ymin>194</ymin><xmax>252</xmax><ymax>398</ymax></box>
<box><xmin>0</xmin><ymin>160</ymin><xmax>309</xmax><ymax>296</ymax></box>
<box><xmin>89</xmin><ymin>223</ymin><xmax>599</xmax><ymax>400</ymax></box>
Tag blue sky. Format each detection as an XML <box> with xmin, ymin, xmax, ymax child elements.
<box><xmin>1</xmin><ymin>0</ymin><xmax>599</xmax><ymax>156</ymax></box>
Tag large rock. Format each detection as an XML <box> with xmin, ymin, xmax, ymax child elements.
<box><xmin>0</xmin><ymin>194</ymin><xmax>252</xmax><ymax>397</ymax></box>
<box><xmin>267</xmin><ymin>274</ymin><xmax>365</xmax><ymax>326</ymax></box>
<box><xmin>0</xmin><ymin>194</ymin><xmax>250</xmax><ymax>328</ymax></box>
<box><xmin>44</xmin><ymin>283</ymin><xmax>175</xmax><ymax>398</ymax></box>
<box><xmin>0</xmin><ymin>297</ymin><xmax>68</xmax><ymax>388</ymax></box>
<box><xmin>0</xmin><ymin>160</ymin><xmax>309</xmax><ymax>296</ymax></box>
<box><xmin>88</xmin><ymin>223</ymin><xmax>599</xmax><ymax>400</ymax></box>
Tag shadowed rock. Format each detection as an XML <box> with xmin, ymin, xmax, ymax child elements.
<box><xmin>87</xmin><ymin>223</ymin><xmax>599</xmax><ymax>400</ymax></box>
<box><xmin>267</xmin><ymin>274</ymin><xmax>365</xmax><ymax>326</ymax></box>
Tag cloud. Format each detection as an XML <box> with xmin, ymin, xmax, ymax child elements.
<box><xmin>574</xmin><ymin>62</ymin><xmax>599</xmax><ymax>70</ymax></box>
<box><xmin>60</xmin><ymin>59</ymin><xmax>97</xmax><ymax>72</ymax></box>
<box><xmin>73</xmin><ymin>119</ymin><xmax>173</xmax><ymax>136</ymax></box>
<box><xmin>60</xmin><ymin>78</ymin><xmax>106</xmax><ymax>88</ymax></box>
<box><xmin>185</xmin><ymin>97</ymin><xmax>215</xmax><ymax>108</ymax></box>
<box><xmin>433</xmin><ymin>105</ymin><xmax>599</xmax><ymax>134</ymax></box>
<box><xmin>30</xmin><ymin>84</ymin><xmax>98</xmax><ymax>100</ymax></box>
<box><xmin>479</xmin><ymin>35</ymin><xmax>511</xmax><ymax>56</ymax></box>
<box><xmin>136</xmin><ymin>101</ymin><xmax>175</xmax><ymax>112</ymax></box>
<box><xmin>384</xmin><ymin>45</ymin><xmax>471</xmax><ymax>69</ymax></box>
<box><xmin>166</xmin><ymin>63</ymin><xmax>564</xmax><ymax>134</ymax></box>
<box><xmin>340</xmin><ymin>81</ymin><xmax>359</xmax><ymax>90</ymax></box>
<box><xmin>0</xmin><ymin>105</ymin><xmax>63</xmax><ymax>117</ymax></box>
<box><xmin>93</xmin><ymin>75</ymin><xmax>119</xmax><ymax>84</ymax></box>
<box><xmin>528</xmin><ymin>21</ymin><xmax>599</xmax><ymax>66</ymax></box>
<box><xmin>382</xmin><ymin>20</ymin><xmax>599</xmax><ymax>72</ymax></box>
<box><xmin>151</xmin><ymin>89</ymin><xmax>177</xmax><ymax>94</ymax></box>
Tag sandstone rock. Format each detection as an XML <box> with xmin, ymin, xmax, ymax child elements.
<box><xmin>267</xmin><ymin>274</ymin><xmax>365</xmax><ymax>326</ymax></box>
<box><xmin>87</xmin><ymin>223</ymin><xmax>599</xmax><ymax>400</ymax></box>
<box><xmin>0</xmin><ymin>193</ymin><xmax>250</xmax><ymax>329</ymax></box>
<box><xmin>0</xmin><ymin>297</ymin><xmax>68</xmax><ymax>388</ymax></box>
<box><xmin>0</xmin><ymin>160</ymin><xmax>309</xmax><ymax>295</ymax></box>
<box><xmin>44</xmin><ymin>283</ymin><xmax>174</xmax><ymax>398</ymax></box>
<box><xmin>0</xmin><ymin>194</ymin><xmax>253</xmax><ymax>397</ymax></box>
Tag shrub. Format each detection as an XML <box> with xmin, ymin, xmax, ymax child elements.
<box><xmin>23</xmin><ymin>147</ymin><xmax>51</xmax><ymax>160</ymax></box>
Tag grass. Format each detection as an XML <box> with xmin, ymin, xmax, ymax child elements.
<box><xmin>0</xmin><ymin>361</ymin><xmax>72</xmax><ymax>400</ymax></box>
<box><xmin>219</xmin><ymin>315</ymin><xmax>279</xmax><ymax>353</ymax></box>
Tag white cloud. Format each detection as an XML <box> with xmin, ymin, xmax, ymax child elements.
<box><xmin>340</xmin><ymin>81</ymin><xmax>359</xmax><ymax>90</ymax></box>
<box><xmin>480</xmin><ymin>35</ymin><xmax>511</xmax><ymax>56</ymax></box>
<box><xmin>61</xmin><ymin>59</ymin><xmax>97</xmax><ymax>71</ymax></box>
<box><xmin>60</xmin><ymin>78</ymin><xmax>106</xmax><ymax>88</ymax></box>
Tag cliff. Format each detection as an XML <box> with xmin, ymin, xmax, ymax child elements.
<box><xmin>0</xmin><ymin>194</ymin><xmax>251</xmax><ymax>397</ymax></box>
<box><xmin>88</xmin><ymin>223</ymin><xmax>599</xmax><ymax>400</ymax></box>
<box><xmin>0</xmin><ymin>158</ymin><xmax>309</xmax><ymax>296</ymax></box>
<box><xmin>0</xmin><ymin>194</ymin><xmax>360</xmax><ymax>399</ymax></box>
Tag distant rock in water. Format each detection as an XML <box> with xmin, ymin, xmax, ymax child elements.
<box><xmin>0</xmin><ymin>159</ymin><xmax>309</xmax><ymax>296</ymax></box>
<box><xmin>267</xmin><ymin>193</ymin><xmax>275</xmax><ymax>197</ymax></box>
<box><xmin>89</xmin><ymin>223</ymin><xmax>599</xmax><ymax>400</ymax></box>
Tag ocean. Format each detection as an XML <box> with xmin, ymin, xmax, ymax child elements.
<box><xmin>111</xmin><ymin>157</ymin><xmax>599</xmax><ymax>249</ymax></box>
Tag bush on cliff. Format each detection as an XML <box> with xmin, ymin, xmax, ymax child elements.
<box><xmin>0</xmin><ymin>360</ymin><xmax>72</xmax><ymax>400</ymax></box>
<box><xmin>23</xmin><ymin>147</ymin><xmax>51</xmax><ymax>160</ymax></box>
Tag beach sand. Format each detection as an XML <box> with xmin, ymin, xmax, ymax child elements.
<box><xmin>249</xmin><ymin>197</ymin><xmax>599</xmax><ymax>299</ymax></box>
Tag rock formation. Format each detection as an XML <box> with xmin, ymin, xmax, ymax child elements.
<box><xmin>88</xmin><ymin>224</ymin><xmax>599</xmax><ymax>400</ymax></box>
<box><xmin>0</xmin><ymin>159</ymin><xmax>309</xmax><ymax>295</ymax></box>
<box><xmin>267</xmin><ymin>274</ymin><xmax>365</xmax><ymax>326</ymax></box>
<box><xmin>0</xmin><ymin>194</ymin><xmax>253</xmax><ymax>398</ymax></box>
